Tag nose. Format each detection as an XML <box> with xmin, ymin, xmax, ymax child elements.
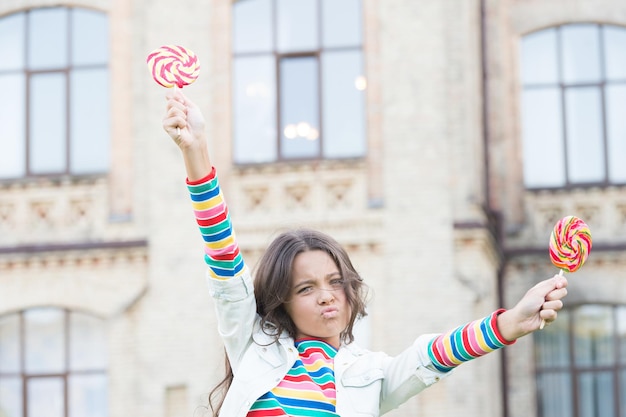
<box><xmin>317</xmin><ymin>286</ymin><xmax>335</xmax><ymax>304</ymax></box>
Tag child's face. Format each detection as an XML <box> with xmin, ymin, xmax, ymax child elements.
<box><xmin>284</xmin><ymin>250</ymin><xmax>350</xmax><ymax>348</ymax></box>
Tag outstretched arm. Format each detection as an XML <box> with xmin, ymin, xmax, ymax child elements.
<box><xmin>427</xmin><ymin>274</ymin><xmax>568</xmax><ymax>373</ymax></box>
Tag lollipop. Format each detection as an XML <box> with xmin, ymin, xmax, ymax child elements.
<box><xmin>147</xmin><ymin>45</ymin><xmax>200</xmax><ymax>88</ymax></box>
<box><xmin>549</xmin><ymin>215</ymin><xmax>592</xmax><ymax>273</ymax></box>
<box><xmin>542</xmin><ymin>215</ymin><xmax>592</xmax><ymax>328</ymax></box>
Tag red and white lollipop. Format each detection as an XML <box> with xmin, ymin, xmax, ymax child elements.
<box><xmin>147</xmin><ymin>45</ymin><xmax>200</xmax><ymax>88</ymax></box>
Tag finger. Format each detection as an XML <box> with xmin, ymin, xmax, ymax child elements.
<box><xmin>545</xmin><ymin>287</ymin><xmax>568</xmax><ymax>302</ymax></box>
<box><xmin>163</xmin><ymin>116</ymin><xmax>186</xmax><ymax>137</ymax></box>
<box><xmin>542</xmin><ymin>299</ymin><xmax>564</xmax><ymax>312</ymax></box>
<box><xmin>539</xmin><ymin>309</ymin><xmax>558</xmax><ymax>323</ymax></box>
<box><xmin>165</xmin><ymin>89</ymin><xmax>185</xmax><ymax>102</ymax></box>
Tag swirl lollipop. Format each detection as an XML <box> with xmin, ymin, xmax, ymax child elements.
<box><xmin>147</xmin><ymin>45</ymin><xmax>200</xmax><ymax>135</ymax></box>
<box><xmin>147</xmin><ymin>45</ymin><xmax>200</xmax><ymax>88</ymax></box>
<box><xmin>549</xmin><ymin>215</ymin><xmax>592</xmax><ymax>273</ymax></box>
<box><xmin>542</xmin><ymin>215</ymin><xmax>592</xmax><ymax>328</ymax></box>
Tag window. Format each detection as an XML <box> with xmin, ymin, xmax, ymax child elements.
<box><xmin>534</xmin><ymin>305</ymin><xmax>626</xmax><ymax>417</ymax></box>
<box><xmin>0</xmin><ymin>308</ymin><xmax>108</xmax><ymax>417</ymax></box>
<box><xmin>519</xmin><ymin>24</ymin><xmax>626</xmax><ymax>189</ymax></box>
<box><xmin>0</xmin><ymin>7</ymin><xmax>110</xmax><ymax>179</ymax></box>
<box><xmin>232</xmin><ymin>0</ymin><xmax>366</xmax><ymax>164</ymax></box>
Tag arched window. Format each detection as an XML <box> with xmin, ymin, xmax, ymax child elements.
<box><xmin>534</xmin><ymin>304</ymin><xmax>626</xmax><ymax>417</ymax></box>
<box><xmin>0</xmin><ymin>7</ymin><xmax>109</xmax><ymax>179</ymax></box>
<box><xmin>519</xmin><ymin>24</ymin><xmax>626</xmax><ymax>189</ymax></box>
<box><xmin>0</xmin><ymin>308</ymin><xmax>108</xmax><ymax>417</ymax></box>
<box><xmin>232</xmin><ymin>0</ymin><xmax>366</xmax><ymax>164</ymax></box>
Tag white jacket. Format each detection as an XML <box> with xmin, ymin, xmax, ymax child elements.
<box><xmin>207</xmin><ymin>271</ymin><xmax>450</xmax><ymax>417</ymax></box>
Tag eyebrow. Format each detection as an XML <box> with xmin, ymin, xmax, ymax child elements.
<box><xmin>292</xmin><ymin>272</ymin><xmax>342</xmax><ymax>290</ymax></box>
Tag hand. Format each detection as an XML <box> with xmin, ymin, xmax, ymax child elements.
<box><xmin>162</xmin><ymin>89</ymin><xmax>212</xmax><ymax>181</ymax></box>
<box><xmin>497</xmin><ymin>274</ymin><xmax>568</xmax><ymax>341</ymax></box>
<box><xmin>162</xmin><ymin>89</ymin><xmax>206</xmax><ymax>150</ymax></box>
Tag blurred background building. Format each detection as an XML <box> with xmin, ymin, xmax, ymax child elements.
<box><xmin>0</xmin><ymin>0</ymin><xmax>625</xmax><ymax>416</ymax></box>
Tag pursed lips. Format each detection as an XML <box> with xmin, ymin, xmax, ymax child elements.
<box><xmin>321</xmin><ymin>306</ymin><xmax>339</xmax><ymax>318</ymax></box>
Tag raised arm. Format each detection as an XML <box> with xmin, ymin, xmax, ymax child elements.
<box><xmin>163</xmin><ymin>89</ymin><xmax>246</xmax><ymax>280</ymax></box>
<box><xmin>162</xmin><ymin>89</ymin><xmax>211</xmax><ymax>181</ymax></box>
<box><xmin>163</xmin><ymin>90</ymin><xmax>254</xmax><ymax>368</ymax></box>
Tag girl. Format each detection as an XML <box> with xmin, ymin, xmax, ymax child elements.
<box><xmin>162</xmin><ymin>91</ymin><xmax>568</xmax><ymax>417</ymax></box>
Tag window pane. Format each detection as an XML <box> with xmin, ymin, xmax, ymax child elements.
<box><xmin>0</xmin><ymin>314</ymin><xmax>20</xmax><ymax>372</ymax></box>
<box><xmin>618</xmin><ymin>307</ymin><xmax>626</xmax><ymax>365</ymax></box>
<box><xmin>521</xmin><ymin>28</ymin><xmax>559</xmax><ymax>85</ymax></box>
<box><xmin>69</xmin><ymin>374</ymin><xmax>108</xmax><ymax>417</ymax></box>
<box><xmin>28</xmin><ymin>8</ymin><xmax>68</xmax><ymax>70</ymax></box>
<box><xmin>322</xmin><ymin>50</ymin><xmax>366</xmax><ymax>158</ymax></box>
<box><xmin>27</xmin><ymin>377</ymin><xmax>64</xmax><ymax>417</ymax></box>
<box><xmin>606</xmin><ymin>85</ymin><xmax>626</xmax><ymax>183</ymax></box>
<box><xmin>537</xmin><ymin>372</ymin><xmax>573</xmax><ymax>417</ymax></box>
<box><xmin>322</xmin><ymin>0</ymin><xmax>362</xmax><ymax>48</ymax></box>
<box><xmin>30</xmin><ymin>73</ymin><xmax>67</xmax><ymax>174</ymax></box>
<box><xmin>280</xmin><ymin>57</ymin><xmax>319</xmax><ymax>159</ymax></box>
<box><xmin>233</xmin><ymin>55</ymin><xmax>277</xmax><ymax>164</ymax></box>
<box><xmin>565</xmin><ymin>87</ymin><xmax>604</xmax><ymax>183</ymax></box>
<box><xmin>521</xmin><ymin>88</ymin><xmax>565</xmax><ymax>187</ymax></box>
<box><xmin>578</xmin><ymin>372</ymin><xmax>614</xmax><ymax>417</ymax></box>
<box><xmin>71</xmin><ymin>68</ymin><xmax>110</xmax><ymax>174</ymax></box>
<box><xmin>233</xmin><ymin>0</ymin><xmax>272</xmax><ymax>54</ymax></box>
<box><xmin>535</xmin><ymin>309</ymin><xmax>570</xmax><ymax>367</ymax></box>
<box><xmin>0</xmin><ymin>377</ymin><xmax>22</xmax><ymax>417</ymax></box>
<box><xmin>0</xmin><ymin>74</ymin><xmax>26</xmax><ymax>178</ymax></box>
<box><xmin>72</xmin><ymin>9</ymin><xmax>108</xmax><ymax>66</ymax></box>
<box><xmin>604</xmin><ymin>26</ymin><xmax>626</xmax><ymax>81</ymax></box>
<box><xmin>25</xmin><ymin>308</ymin><xmax>65</xmax><ymax>374</ymax></box>
<box><xmin>573</xmin><ymin>305</ymin><xmax>614</xmax><ymax>366</ymax></box>
<box><xmin>0</xmin><ymin>13</ymin><xmax>25</xmax><ymax>71</ymax></box>
<box><xmin>277</xmin><ymin>0</ymin><xmax>318</xmax><ymax>52</ymax></box>
<box><xmin>561</xmin><ymin>25</ymin><xmax>601</xmax><ymax>84</ymax></box>
<box><xmin>70</xmin><ymin>313</ymin><xmax>107</xmax><ymax>371</ymax></box>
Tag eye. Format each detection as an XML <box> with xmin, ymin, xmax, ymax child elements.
<box><xmin>330</xmin><ymin>278</ymin><xmax>345</xmax><ymax>287</ymax></box>
<box><xmin>297</xmin><ymin>286</ymin><xmax>313</xmax><ymax>295</ymax></box>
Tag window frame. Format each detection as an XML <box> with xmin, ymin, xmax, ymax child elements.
<box><xmin>0</xmin><ymin>6</ymin><xmax>110</xmax><ymax>180</ymax></box>
<box><xmin>231</xmin><ymin>0</ymin><xmax>366</xmax><ymax>165</ymax></box>
<box><xmin>0</xmin><ymin>307</ymin><xmax>108</xmax><ymax>417</ymax></box>
<box><xmin>534</xmin><ymin>303</ymin><xmax>626</xmax><ymax>417</ymax></box>
<box><xmin>519</xmin><ymin>23</ymin><xmax>626</xmax><ymax>190</ymax></box>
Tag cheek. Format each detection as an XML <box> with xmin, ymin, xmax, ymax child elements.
<box><xmin>285</xmin><ymin>300</ymin><xmax>311</xmax><ymax>325</ymax></box>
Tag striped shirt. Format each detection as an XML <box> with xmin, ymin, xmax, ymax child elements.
<box><xmin>247</xmin><ymin>339</ymin><xmax>339</xmax><ymax>416</ymax></box>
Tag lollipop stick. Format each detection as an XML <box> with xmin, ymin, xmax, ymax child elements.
<box><xmin>539</xmin><ymin>269</ymin><xmax>564</xmax><ymax>330</ymax></box>
<box><xmin>174</xmin><ymin>85</ymin><xmax>181</xmax><ymax>137</ymax></box>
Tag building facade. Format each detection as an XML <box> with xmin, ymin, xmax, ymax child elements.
<box><xmin>0</xmin><ymin>0</ymin><xmax>625</xmax><ymax>417</ymax></box>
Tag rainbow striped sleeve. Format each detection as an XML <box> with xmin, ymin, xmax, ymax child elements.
<box><xmin>187</xmin><ymin>168</ymin><xmax>247</xmax><ymax>280</ymax></box>
<box><xmin>427</xmin><ymin>309</ymin><xmax>515</xmax><ymax>373</ymax></box>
